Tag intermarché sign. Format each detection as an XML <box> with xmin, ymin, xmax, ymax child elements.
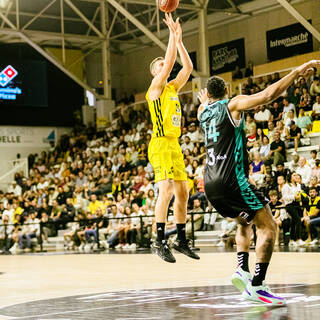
<box><xmin>266</xmin><ymin>21</ymin><xmax>313</xmax><ymax>61</ymax></box>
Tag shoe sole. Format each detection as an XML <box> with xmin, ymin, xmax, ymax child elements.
<box><xmin>151</xmin><ymin>246</ymin><xmax>176</xmax><ymax>263</ymax></box>
<box><xmin>231</xmin><ymin>277</ymin><xmax>247</xmax><ymax>293</ymax></box>
<box><xmin>172</xmin><ymin>245</ymin><xmax>200</xmax><ymax>260</ymax></box>
<box><xmin>243</xmin><ymin>293</ymin><xmax>286</xmax><ymax>306</ymax></box>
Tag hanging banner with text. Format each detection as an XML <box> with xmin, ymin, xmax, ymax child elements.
<box><xmin>0</xmin><ymin>126</ymin><xmax>56</xmax><ymax>147</ymax></box>
<box><xmin>266</xmin><ymin>21</ymin><xmax>313</xmax><ymax>61</ymax></box>
<box><xmin>209</xmin><ymin>38</ymin><xmax>246</xmax><ymax>75</ymax></box>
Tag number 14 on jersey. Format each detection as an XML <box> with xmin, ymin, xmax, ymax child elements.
<box><xmin>203</xmin><ymin>119</ymin><xmax>220</xmax><ymax>144</ymax></box>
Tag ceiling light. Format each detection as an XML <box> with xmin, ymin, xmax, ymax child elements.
<box><xmin>0</xmin><ymin>0</ymin><xmax>10</xmax><ymax>9</ymax></box>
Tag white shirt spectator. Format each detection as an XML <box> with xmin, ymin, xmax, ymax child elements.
<box><xmin>194</xmin><ymin>165</ymin><xmax>204</xmax><ymax>180</ymax></box>
<box><xmin>296</xmin><ymin>164</ymin><xmax>312</xmax><ymax>185</ymax></box>
<box><xmin>254</xmin><ymin>108</ymin><xmax>271</xmax><ymax>122</ymax></box>
<box><xmin>3</xmin><ymin>208</ymin><xmax>14</xmax><ymax>224</ymax></box>
<box><xmin>136</xmin><ymin>122</ymin><xmax>145</xmax><ymax>132</ymax></box>
<box><xmin>8</xmin><ymin>182</ymin><xmax>22</xmax><ymax>196</ymax></box>
<box><xmin>285</xmin><ymin>116</ymin><xmax>297</xmax><ymax>129</ymax></box>
<box><xmin>259</xmin><ymin>144</ymin><xmax>270</xmax><ymax>158</ymax></box>
<box><xmin>282</xmin><ymin>183</ymin><xmax>301</xmax><ymax>205</ymax></box>
<box><xmin>283</xmin><ymin>102</ymin><xmax>295</xmax><ymax>114</ymax></box>
<box><xmin>181</xmin><ymin>141</ymin><xmax>194</xmax><ymax>152</ymax></box>
<box><xmin>187</xmin><ymin>129</ymin><xmax>201</xmax><ymax>143</ymax></box>
<box><xmin>313</xmin><ymin>101</ymin><xmax>320</xmax><ymax>114</ymax></box>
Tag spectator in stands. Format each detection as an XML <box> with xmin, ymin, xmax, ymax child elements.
<box><xmin>181</xmin><ymin>135</ymin><xmax>194</xmax><ymax>153</ymax></box>
<box><xmin>282</xmin><ymin>97</ymin><xmax>296</xmax><ymax>116</ymax></box>
<box><xmin>312</xmin><ymin>94</ymin><xmax>320</xmax><ymax>120</ymax></box>
<box><xmin>203</xmin><ymin>204</ymin><xmax>217</xmax><ymax>231</ymax></box>
<box><xmin>276</xmin><ymin>174</ymin><xmax>286</xmax><ymax>199</ymax></box>
<box><xmin>308</xmin><ymin>150</ymin><xmax>318</xmax><ymax>169</ymax></box>
<box><xmin>8</xmin><ymin>181</ymin><xmax>22</xmax><ymax>197</ymax></box>
<box><xmin>267</xmin><ymin>121</ymin><xmax>276</xmax><ymax>143</ymax></box>
<box><xmin>75</xmin><ymin>171</ymin><xmax>88</xmax><ymax>188</ymax></box>
<box><xmin>244</xmin><ymin>61</ymin><xmax>254</xmax><ymax>77</ymax></box>
<box><xmin>268</xmin><ymin>190</ymin><xmax>290</xmax><ymax>246</ymax></box>
<box><xmin>284</xmin><ymin>109</ymin><xmax>297</xmax><ymax>129</ymax></box>
<box><xmin>282</xmin><ymin>173</ymin><xmax>305</xmax><ymax>246</ymax></box>
<box><xmin>259</xmin><ymin>136</ymin><xmax>271</xmax><ymax>161</ymax></box>
<box><xmin>186</xmin><ymin>199</ymin><xmax>203</xmax><ymax>237</ymax></box>
<box><xmin>245</xmin><ymin>114</ymin><xmax>256</xmax><ymax>137</ymax></box>
<box><xmin>0</xmin><ymin>215</ymin><xmax>12</xmax><ymax>252</ymax></box>
<box><xmin>299</xmin><ymin>87</ymin><xmax>312</xmax><ymax>112</ymax></box>
<box><xmin>290</xmin><ymin>87</ymin><xmax>301</xmax><ymax>108</ymax></box>
<box><xmin>232</xmin><ymin>65</ymin><xmax>243</xmax><ymax>79</ymax></box>
<box><xmin>246</xmin><ymin>126</ymin><xmax>257</xmax><ymax>150</ymax></box>
<box><xmin>296</xmin><ymin>157</ymin><xmax>312</xmax><ymax>186</ymax></box>
<box><xmin>249</xmin><ymin>152</ymin><xmax>265</xmax><ymax>187</ymax></box>
<box><xmin>217</xmin><ymin>218</ymin><xmax>237</xmax><ymax>247</ymax></box>
<box><xmin>297</xmin><ymin>109</ymin><xmax>312</xmax><ymax>134</ymax></box>
<box><xmin>286</xmin><ymin>121</ymin><xmax>301</xmax><ymax>153</ymax></box>
<box><xmin>254</xmin><ymin>105</ymin><xmax>272</xmax><ymax>129</ymax></box>
<box><xmin>187</xmin><ymin>122</ymin><xmax>201</xmax><ymax>143</ymax></box>
<box><xmin>267</xmin><ymin>131</ymin><xmax>286</xmax><ymax>166</ymax></box>
<box><xmin>270</xmin><ymin>101</ymin><xmax>283</xmax><ymax>123</ymax></box>
<box><xmin>310</xmin><ymin>76</ymin><xmax>320</xmax><ymax>97</ymax></box>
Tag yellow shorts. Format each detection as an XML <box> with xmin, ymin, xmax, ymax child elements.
<box><xmin>148</xmin><ymin>136</ymin><xmax>187</xmax><ymax>183</ymax></box>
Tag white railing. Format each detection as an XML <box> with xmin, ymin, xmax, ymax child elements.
<box><xmin>0</xmin><ymin>158</ymin><xmax>28</xmax><ymax>192</ymax></box>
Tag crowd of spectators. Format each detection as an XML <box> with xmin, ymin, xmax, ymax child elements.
<box><xmin>0</xmin><ymin>70</ymin><xmax>320</xmax><ymax>254</ymax></box>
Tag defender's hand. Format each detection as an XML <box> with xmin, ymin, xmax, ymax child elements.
<box><xmin>297</xmin><ymin>60</ymin><xmax>320</xmax><ymax>77</ymax></box>
<box><xmin>198</xmin><ymin>88</ymin><xmax>208</xmax><ymax>105</ymax></box>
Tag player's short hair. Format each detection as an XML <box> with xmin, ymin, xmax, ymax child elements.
<box><xmin>207</xmin><ymin>76</ymin><xmax>226</xmax><ymax>99</ymax></box>
<box><xmin>149</xmin><ymin>57</ymin><xmax>164</xmax><ymax>75</ymax></box>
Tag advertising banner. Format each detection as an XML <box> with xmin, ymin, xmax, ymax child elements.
<box><xmin>266</xmin><ymin>21</ymin><xmax>313</xmax><ymax>61</ymax></box>
<box><xmin>209</xmin><ymin>38</ymin><xmax>246</xmax><ymax>75</ymax></box>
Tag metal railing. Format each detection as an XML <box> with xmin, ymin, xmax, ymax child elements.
<box><xmin>0</xmin><ymin>211</ymin><xmax>217</xmax><ymax>253</ymax></box>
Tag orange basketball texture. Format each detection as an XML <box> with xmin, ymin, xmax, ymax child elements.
<box><xmin>158</xmin><ymin>0</ymin><xmax>179</xmax><ymax>13</ymax></box>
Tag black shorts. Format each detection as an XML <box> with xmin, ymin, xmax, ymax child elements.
<box><xmin>204</xmin><ymin>180</ymin><xmax>268</xmax><ymax>223</ymax></box>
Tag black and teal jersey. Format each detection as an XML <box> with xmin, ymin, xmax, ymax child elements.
<box><xmin>199</xmin><ymin>99</ymin><xmax>266</xmax><ymax>220</ymax></box>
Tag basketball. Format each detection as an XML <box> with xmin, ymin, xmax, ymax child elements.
<box><xmin>158</xmin><ymin>0</ymin><xmax>179</xmax><ymax>13</ymax></box>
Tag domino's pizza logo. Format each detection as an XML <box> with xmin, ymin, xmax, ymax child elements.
<box><xmin>0</xmin><ymin>65</ymin><xmax>18</xmax><ymax>87</ymax></box>
<box><xmin>0</xmin><ymin>65</ymin><xmax>22</xmax><ymax>100</ymax></box>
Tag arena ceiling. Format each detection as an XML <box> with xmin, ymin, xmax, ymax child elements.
<box><xmin>0</xmin><ymin>0</ymin><xmax>302</xmax><ymax>54</ymax></box>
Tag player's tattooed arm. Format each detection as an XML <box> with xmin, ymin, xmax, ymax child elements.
<box><xmin>197</xmin><ymin>88</ymin><xmax>208</xmax><ymax>121</ymax></box>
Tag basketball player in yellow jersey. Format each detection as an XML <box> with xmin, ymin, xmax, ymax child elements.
<box><xmin>146</xmin><ymin>13</ymin><xmax>199</xmax><ymax>263</ymax></box>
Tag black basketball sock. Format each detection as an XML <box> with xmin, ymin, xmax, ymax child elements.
<box><xmin>156</xmin><ymin>223</ymin><xmax>165</xmax><ymax>242</ymax></box>
<box><xmin>252</xmin><ymin>263</ymin><xmax>269</xmax><ymax>286</ymax></box>
<box><xmin>176</xmin><ymin>223</ymin><xmax>186</xmax><ymax>241</ymax></box>
<box><xmin>237</xmin><ymin>252</ymin><xmax>249</xmax><ymax>272</ymax></box>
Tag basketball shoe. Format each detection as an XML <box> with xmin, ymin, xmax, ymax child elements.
<box><xmin>172</xmin><ymin>239</ymin><xmax>200</xmax><ymax>260</ymax></box>
<box><xmin>151</xmin><ymin>239</ymin><xmax>176</xmax><ymax>263</ymax></box>
<box><xmin>242</xmin><ymin>281</ymin><xmax>286</xmax><ymax>305</ymax></box>
<box><xmin>231</xmin><ymin>267</ymin><xmax>252</xmax><ymax>293</ymax></box>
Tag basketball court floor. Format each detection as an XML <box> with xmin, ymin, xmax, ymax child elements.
<box><xmin>0</xmin><ymin>249</ymin><xmax>319</xmax><ymax>319</ymax></box>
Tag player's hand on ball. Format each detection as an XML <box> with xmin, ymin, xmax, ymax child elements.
<box><xmin>163</xmin><ymin>13</ymin><xmax>176</xmax><ymax>33</ymax></box>
<box><xmin>198</xmin><ymin>88</ymin><xmax>208</xmax><ymax>105</ymax></box>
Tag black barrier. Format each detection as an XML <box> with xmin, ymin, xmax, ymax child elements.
<box><xmin>0</xmin><ymin>211</ymin><xmax>219</xmax><ymax>253</ymax></box>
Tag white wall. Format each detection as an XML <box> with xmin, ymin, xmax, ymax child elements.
<box><xmin>85</xmin><ymin>0</ymin><xmax>319</xmax><ymax>99</ymax></box>
<box><xmin>0</xmin><ymin>126</ymin><xmax>72</xmax><ymax>176</ymax></box>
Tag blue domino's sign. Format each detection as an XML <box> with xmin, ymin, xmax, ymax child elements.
<box><xmin>0</xmin><ymin>65</ymin><xmax>22</xmax><ymax>100</ymax></box>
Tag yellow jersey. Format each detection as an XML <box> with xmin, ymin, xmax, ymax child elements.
<box><xmin>308</xmin><ymin>196</ymin><xmax>320</xmax><ymax>216</ymax></box>
<box><xmin>146</xmin><ymin>84</ymin><xmax>182</xmax><ymax>138</ymax></box>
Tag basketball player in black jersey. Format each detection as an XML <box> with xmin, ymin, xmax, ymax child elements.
<box><xmin>197</xmin><ymin>60</ymin><xmax>320</xmax><ymax>305</ymax></box>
